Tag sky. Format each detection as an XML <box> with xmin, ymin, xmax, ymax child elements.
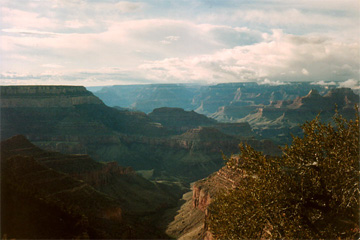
<box><xmin>0</xmin><ymin>0</ymin><xmax>359</xmax><ymax>86</ymax></box>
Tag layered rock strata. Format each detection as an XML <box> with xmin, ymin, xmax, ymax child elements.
<box><xmin>167</xmin><ymin>164</ymin><xmax>245</xmax><ymax>239</ymax></box>
<box><xmin>1</xmin><ymin>86</ymin><xmax>103</xmax><ymax>108</ymax></box>
<box><xmin>1</xmin><ymin>86</ymin><xmax>280</xmax><ymax>183</ymax></box>
<box><xmin>1</xmin><ymin>135</ymin><xmax>182</xmax><ymax>239</ymax></box>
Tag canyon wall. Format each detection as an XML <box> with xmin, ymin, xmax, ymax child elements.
<box><xmin>168</xmin><ymin>163</ymin><xmax>245</xmax><ymax>239</ymax></box>
<box><xmin>1</xmin><ymin>86</ymin><xmax>103</xmax><ymax>108</ymax></box>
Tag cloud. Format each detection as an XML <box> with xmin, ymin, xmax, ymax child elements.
<box><xmin>233</xmin><ymin>8</ymin><xmax>355</xmax><ymax>28</ymax></box>
<box><xmin>1</xmin><ymin>0</ymin><xmax>358</xmax><ymax>86</ymax></box>
<box><xmin>339</xmin><ymin>79</ymin><xmax>360</xmax><ymax>89</ymax></box>
<box><xmin>1</xmin><ymin>7</ymin><xmax>58</xmax><ymax>30</ymax></box>
<box><xmin>160</xmin><ymin>35</ymin><xmax>180</xmax><ymax>44</ymax></box>
<box><xmin>268</xmin><ymin>0</ymin><xmax>359</xmax><ymax>12</ymax></box>
<box><xmin>42</xmin><ymin>64</ymin><xmax>64</xmax><ymax>68</ymax></box>
<box><xmin>0</xmin><ymin>68</ymin><xmax>151</xmax><ymax>86</ymax></box>
<box><xmin>1</xmin><ymin>1</ymin><xmax>144</xmax><ymax>35</ymax></box>
<box><xmin>139</xmin><ymin>30</ymin><xmax>359</xmax><ymax>83</ymax></box>
<box><xmin>302</xmin><ymin>68</ymin><xmax>309</xmax><ymax>76</ymax></box>
<box><xmin>1</xmin><ymin>72</ymin><xmax>29</xmax><ymax>78</ymax></box>
<box><xmin>2</xmin><ymin>28</ymin><xmax>58</xmax><ymax>36</ymax></box>
<box><xmin>204</xmin><ymin>25</ymin><xmax>263</xmax><ymax>47</ymax></box>
<box><xmin>115</xmin><ymin>1</ymin><xmax>143</xmax><ymax>13</ymax></box>
<box><xmin>2</xmin><ymin>22</ymin><xmax>358</xmax><ymax>85</ymax></box>
<box><xmin>258</xmin><ymin>78</ymin><xmax>287</xmax><ymax>86</ymax></box>
<box><xmin>1</xmin><ymin>18</ymin><xmax>264</xmax><ymax>74</ymax></box>
<box><xmin>195</xmin><ymin>0</ymin><xmax>358</xmax><ymax>41</ymax></box>
<box><xmin>311</xmin><ymin>80</ymin><xmax>336</xmax><ymax>86</ymax></box>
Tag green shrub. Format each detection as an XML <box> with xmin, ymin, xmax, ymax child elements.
<box><xmin>208</xmin><ymin>110</ymin><xmax>359</xmax><ymax>239</ymax></box>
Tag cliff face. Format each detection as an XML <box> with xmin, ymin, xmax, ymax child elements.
<box><xmin>1</xmin><ymin>135</ymin><xmax>181</xmax><ymax>212</ymax></box>
<box><xmin>1</xmin><ymin>136</ymin><xmax>126</xmax><ymax>239</ymax></box>
<box><xmin>192</xmin><ymin>185</ymin><xmax>212</xmax><ymax>212</ymax></box>
<box><xmin>237</xmin><ymin>88</ymin><xmax>359</xmax><ymax>145</ymax></box>
<box><xmin>168</xmin><ymin>164</ymin><xmax>245</xmax><ymax>240</ymax></box>
<box><xmin>2</xmin><ymin>85</ymin><xmax>91</xmax><ymax>95</ymax></box>
<box><xmin>1</xmin><ymin>135</ymin><xmax>184</xmax><ymax>239</ymax></box>
<box><xmin>74</xmin><ymin>161</ymin><xmax>135</xmax><ymax>187</ymax></box>
<box><xmin>1</xmin><ymin>86</ymin><xmax>103</xmax><ymax>108</ymax></box>
<box><xmin>1</xmin><ymin>86</ymin><xmax>168</xmax><ymax>141</ymax></box>
<box><xmin>192</xmin><ymin>164</ymin><xmax>245</xmax><ymax>211</ymax></box>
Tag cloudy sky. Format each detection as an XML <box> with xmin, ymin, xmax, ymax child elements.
<box><xmin>0</xmin><ymin>0</ymin><xmax>359</xmax><ymax>86</ymax></box>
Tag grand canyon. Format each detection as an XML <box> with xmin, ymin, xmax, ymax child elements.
<box><xmin>2</xmin><ymin>0</ymin><xmax>359</xmax><ymax>238</ymax></box>
<box><xmin>1</xmin><ymin>83</ymin><xmax>358</xmax><ymax>239</ymax></box>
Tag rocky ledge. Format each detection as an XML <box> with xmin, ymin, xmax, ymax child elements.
<box><xmin>192</xmin><ymin>162</ymin><xmax>244</xmax><ymax>211</ymax></box>
<box><xmin>1</xmin><ymin>86</ymin><xmax>103</xmax><ymax>107</ymax></box>
<box><xmin>168</xmin><ymin>161</ymin><xmax>245</xmax><ymax>239</ymax></box>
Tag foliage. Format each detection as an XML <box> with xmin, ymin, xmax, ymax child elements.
<box><xmin>208</xmin><ymin>110</ymin><xmax>359</xmax><ymax>239</ymax></box>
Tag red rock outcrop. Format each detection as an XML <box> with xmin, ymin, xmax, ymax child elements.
<box><xmin>192</xmin><ymin>185</ymin><xmax>212</xmax><ymax>211</ymax></box>
<box><xmin>186</xmin><ymin>157</ymin><xmax>246</xmax><ymax>239</ymax></box>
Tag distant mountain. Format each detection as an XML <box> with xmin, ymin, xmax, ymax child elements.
<box><xmin>94</xmin><ymin>84</ymin><xmax>202</xmax><ymax>113</ymax></box>
<box><xmin>149</xmin><ymin>107</ymin><xmax>217</xmax><ymax>133</ymax></box>
<box><xmin>210</xmin><ymin>105</ymin><xmax>258</xmax><ymax>122</ymax></box>
<box><xmin>238</xmin><ymin>88</ymin><xmax>359</xmax><ymax>143</ymax></box>
<box><xmin>1</xmin><ymin>86</ymin><xmax>168</xmax><ymax>139</ymax></box>
<box><xmin>1</xmin><ymin>135</ymin><xmax>183</xmax><ymax>239</ymax></box>
<box><xmin>92</xmin><ymin>82</ymin><xmax>336</xmax><ymax>114</ymax></box>
<box><xmin>91</xmin><ymin>82</ymin><xmax>357</xmax><ymax>145</ymax></box>
<box><xmin>149</xmin><ymin>107</ymin><xmax>256</xmax><ymax>137</ymax></box>
<box><xmin>1</xmin><ymin>86</ymin><xmax>277</xmax><ymax>183</ymax></box>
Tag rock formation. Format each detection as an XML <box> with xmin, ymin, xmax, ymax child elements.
<box><xmin>149</xmin><ymin>107</ymin><xmax>217</xmax><ymax>133</ymax></box>
<box><xmin>91</xmin><ymin>83</ymin><xmax>357</xmax><ymax>146</ymax></box>
<box><xmin>92</xmin><ymin>82</ymin><xmax>335</xmax><ymax>114</ymax></box>
<box><xmin>1</xmin><ymin>136</ymin><xmax>126</xmax><ymax>239</ymax></box>
<box><xmin>1</xmin><ymin>86</ymin><xmax>279</xmax><ymax>183</ymax></box>
<box><xmin>238</xmin><ymin>88</ymin><xmax>359</xmax><ymax>144</ymax></box>
<box><xmin>1</xmin><ymin>135</ymin><xmax>184</xmax><ymax>239</ymax></box>
<box><xmin>166</xmin><ymin>164</ymin><xmax>245</xmax><ymax>239</ymax></box>
<box><xmin>1</xmin><ymin>85</ymin><xmax>103</xmax><ymax>108</ymax></box>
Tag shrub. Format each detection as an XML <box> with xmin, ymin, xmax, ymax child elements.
<box><xmin>208</xmin><ymin>110</ymin><xmax>359</xmax><ymax>239</ymax></box>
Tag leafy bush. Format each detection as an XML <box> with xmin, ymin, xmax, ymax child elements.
<box><xmin>208</xmin><ymin>110</ymin><xmax>359</xmax><ymax>239</ymax></box>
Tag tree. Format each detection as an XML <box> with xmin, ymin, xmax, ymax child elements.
<box><xmin>208</xmin><ymin>110</ymin><xmax>359</xmax><ymax>239</ymax></box>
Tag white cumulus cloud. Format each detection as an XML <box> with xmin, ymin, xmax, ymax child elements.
<box><xmin>339</xmin><ymin>79</ymin><xmax>360</xmax><ymax>89</ymax></box>
<box><xmin>0</xmin><ymin>0</ymin><xmax>358</xmax><ymax>86</ymax></box>
<box><xmin>139</xmin><ymin>30</ymin><xmax>359</xmax><ymax>83</ymax></box>
<box><xmin>311</xmin><ymin>80</ymin><xmax>336</xmax><ymax>86</ymax></box>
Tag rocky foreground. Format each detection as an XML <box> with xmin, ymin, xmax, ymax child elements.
<box><xmin>164</xmin><ymin>164</ymin><xmax>242</xmax><ymax>239</ymax></box>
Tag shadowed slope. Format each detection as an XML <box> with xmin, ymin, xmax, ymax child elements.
<box><xmin>1</xmin><ymin>135</ymin><xmax>185</xmax><ymax>239</ymax></box>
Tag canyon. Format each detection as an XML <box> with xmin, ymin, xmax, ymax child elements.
<box><xmin>93</xmin><ymin>83</ymin><xmax>358</xmax><ymax>145</ymax></box>
<box><xmin>1</xmin><ymin>85</ymin><xmax>279</xmax><ymax>183</ymax></box>
<box><xmin>1</xmin><ymin>135</ymin><xmax>184</xmax><ymax>239</ymax></box>
<box><xmin>1</xmin><ymin>83</ymin><xmax>358</xmax><ymax>239</ymax></box>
